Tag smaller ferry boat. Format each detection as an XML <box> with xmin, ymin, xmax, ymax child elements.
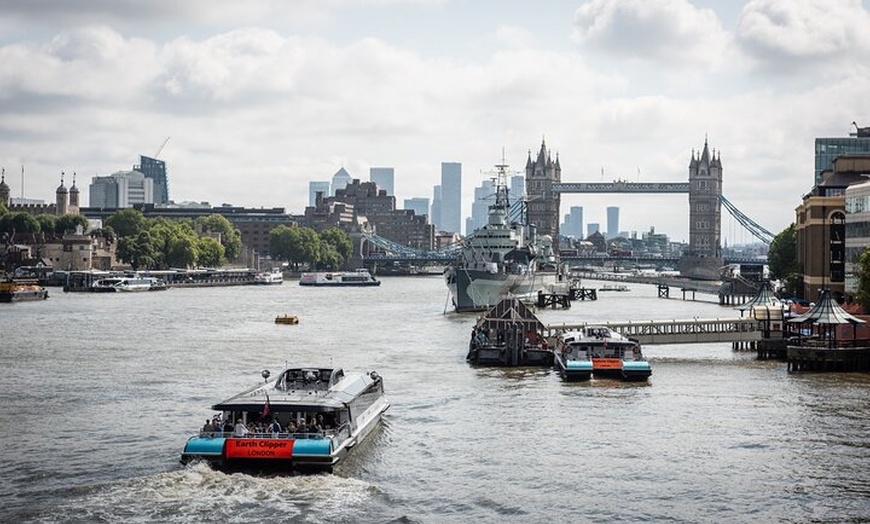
<box><xmin>299</xmin><ymin>269</ymin><xmax>380</xmax><ymax>287</ymax></box>
<box><xmin>254</xmin><ymin>269</ymin><xmax>284</xmax><ymax>285</ymax></box>
<box><xmin>181</xmin><ymin>366</ymin><xmax>389</xmax><ymax>473</ymax></box>
<box><xmin>467</xmin><ymin>298</ymin><xmax>554</xmax><ymax>367</ymax></box>
<box><xmin>91</xmin><ymin>276</ymin><xmax>167</xmax><ymax>292</ymax></box>
<box><xmin>274</xmin><ymin>314</ymin><xmax>299</xmax><ymax>325</ymax></box>
<box><xmin>556</xmin><ymin>326</ymin><xmax>651</xmax><ymax>381</ymax></box>
<box><xmin>0</xmin><ymin>279</ymin><xmax>49</xmax><ymax>302</ymax></box>
<box><xmin>553</xmin><ymin>342</ymin><xmax>593</xmax><ymax>382</ymax></box>
<box><xmin>599</xmin><ymin>283</ymin><xmax>630</xmax><ymax>292</ymax></box>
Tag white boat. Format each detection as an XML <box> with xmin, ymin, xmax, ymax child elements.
<box><xmin>91</xmin><ymin>276</ymin><xmax>167</xmax><ymax>292</ymax></box>
<box><xmin>555</xmin><ymin>326</ymin><xmax>651</xmax><ymax>381</ymax></box>
<box><xmin>254</xmin><ymin>269</ymin><xmax>284</xmax><ymax>285</ymax></box>
<box><xmin>599</xmin><ymin>283</ymin><xmax>630</xmax><ymax>292</ymax></box>
<box><xmin>180</xmin><ymin>366</ymin><xmax>390</xmax><ymax>473</ymax></box>
<box><xmin>299</xmin><ymin>269</ymin><xmax>380</xmax><ymax>287</ymax></box>
<box><xmin>444</xmin><ymin>162</ymin><xmax>558</xmax><ymax>312</ymax></box>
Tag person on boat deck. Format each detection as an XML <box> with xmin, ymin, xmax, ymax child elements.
<box><xmin>233</xmin><ymin>419</ymin><xmax>250</xmax><ymax>437</ymax></box>
<box><xmin>268</xmin><ymin>419</ymin><xmax>283</xmax><ymax>434</ymax></box>
<box><xmin>286</xmin><ymin>420</ymin><xmax>298</xmax><ymax>434</ymax></box>
<box><xmin>297</xmin><ymin>419</ymin><xmax>309</xmax><ymax>434</ymax></box>
<box><xmin>222</xmin><ymin>419</ymin><xmax>233</xmax><ymax>434</ymax></box>
<box><xmin>201</xmin><ymin>419</ymin><xmax>215</xmax><ymax>434</ymax></box>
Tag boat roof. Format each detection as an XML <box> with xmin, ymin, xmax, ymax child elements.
<box><xmin>210</xmin><ymin>367</ymin><xmax>377</xmax><ymax>412</ymax></box>
<box><xmin>559</xmin><ymin>326</ymin><xmax>633</xmax><ymax>343</ymax></box>
<box><xmin>474</xmin><ymin>298</ymin><xmax>544</xmax><ymax>331</ymax></box>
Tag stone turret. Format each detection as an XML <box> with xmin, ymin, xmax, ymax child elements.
<box><xmin>69</xmin><ymin>172</ymin><xmax>80</xmax><ymax>209</ymax></box>
<box><xmin>56</xmin><ymin>172</ymin><xmax>68</xmax><ymax>216</ymax></box>
<box><xmin>0</xmin><ymin>168</ymin><xmax>9</xmax><ymax>207</ymax></box>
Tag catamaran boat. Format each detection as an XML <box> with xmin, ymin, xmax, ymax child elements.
<box><xmin>180</xmin><ymin>366</ymin><xmax>389</xmax><ymax>473</ymax></box>
<box><xmin>444</xmin><ymin>162</ymin><xmax>558</xmax><ymax>313</ymax></box>
<box><xmin>299</xmin><ymin>269</ymin><xmax>380</xmax><ymax>287</ymax></box>
<box><xmin>91</xmin><ymin>276</ymin><xmax>167</xmax><ymax>292</ymax></box>
<box><xmin>555</xmin><ymin>326</ymin><xmax>651</xmax><ymax>381</ymax></box>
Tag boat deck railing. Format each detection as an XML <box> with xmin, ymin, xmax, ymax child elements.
<box><xmin>199</xmin><ymin>423</ymin><xmax>351</xmax><ymax>441</ymax></box>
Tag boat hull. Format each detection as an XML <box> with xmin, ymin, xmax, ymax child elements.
<box><xmin>0</xmin><ymin>288</ymin><xmax>49</xmax><ymax>302</ymax></box>
<box><xmin>466</xmin><ymin>344</ymin><xmax>554</xmax><ymax>367</ymax></box>
<box><xmin>591</xmin><ymin>358</ymin><xmax>652</xmax><ymax>381</ymax></box>
<box><xmin>446</xmin><ymin>267</ymin><xmax>556</xmax><ymax>313</ymax></box>
<box><xmin>554</xmin><ymin>355</ymin><xmax>593</xmax><ymax>382</ymax></box>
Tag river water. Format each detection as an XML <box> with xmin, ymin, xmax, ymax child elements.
<box><xmin>1</xmin><ymin>277</ymin><xmax>869</xmax><ymax>523</ymax></box>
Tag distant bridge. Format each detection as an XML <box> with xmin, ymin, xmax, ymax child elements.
<box><xmin>544</xmin><ymin>317</ymin><xmax>763</xmax><ymax>346</ymax></box>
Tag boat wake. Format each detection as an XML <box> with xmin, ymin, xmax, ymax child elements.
<box><xmin>20</xmin><ymin>463</ymin><xmax>382</xmax><ymax>523</ymax></box>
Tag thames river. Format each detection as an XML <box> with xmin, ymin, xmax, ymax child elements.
<box><xmin>1</xmin><ymin>276</ymin><xmax>869</xmax><ymax>523</ymax></box>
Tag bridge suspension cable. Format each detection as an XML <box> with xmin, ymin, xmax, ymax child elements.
<box><xmin>718</xmin><ymin>195</ymin><xmax>775</xmax><ymax>244</ymax></box>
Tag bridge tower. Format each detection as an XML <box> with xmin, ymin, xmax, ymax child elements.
<box><xmin>525</xmin><ymin>139</ymin><xmax>561</xmax><ymax>241</ymax></box>
<box><xmin>679</xmin><ymin>139</ymin><xmax>723</xmax><ymax>280</ymax></box>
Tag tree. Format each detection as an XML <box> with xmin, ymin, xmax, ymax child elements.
<box><xmin>0</xmin><ymin>212</ymin><xmax>40</xmax><ymax>233</ymax></box>
<box><xmin>117</xmin><ymin>231</ymin><xmax>158</xmax><ymax>270</ymax></box>
<box><xmin>855</xmin><ymin>249</ymin><xmax>870</xmax><ymax>312</ymax></box>
<box><xmin>35</xmin><ymin>214</ymin><xmax>56</xmax><ymax>234</ymax></box>
<box><xmin>767</xmin><ymin>223</ymin><xmax>802</xmax><ymax>296</ymax></box>
<box><xmin>197</xmin><ymin>236</ymin><xmax>225</xmax><ymax>267</ymax></box>
<box><xmin>319</xmin><ymin>227</ymin><xmax>353</xmax><ymax>268</ymax></box>
<box><xmin>196</xmin><ymin>214</ymin><xmax>243</xmax><ymax>260</ymax></box>
<box><xmin>105</xmin><ymin>208</ymin><xmax>147</xmax><ymax>238</ymax></box>
<box><xmin>269</xmin><ymin>225</ymin><xmax>322</xmax><ymax>269</ymax></box>
<box><xmin>55</xmin><ymin>214</ymin><xmax>89</xmax><ymax>235</ymax></box>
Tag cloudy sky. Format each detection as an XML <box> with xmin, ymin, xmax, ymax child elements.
<box><xmin>1</xmin><ymin>0</ymin><xmax>869</xmax><ymax>242</ymax></box>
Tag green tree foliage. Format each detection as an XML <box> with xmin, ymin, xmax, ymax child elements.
<box><xmin>318</xmin><ymin>227</ymin><xmax>352</xmax><ymax>269</ymax></box>
<box><xmin>270</xmin><ymin>225</ymin><xmax>323</xmax><ymax>269</ymax></box>
<box><xmin>197</xmin><ymin>236</ymin><xmax>225</xmax><ymax>268</ymax></box>
<box><xmin>105</xmin><ymin>209</ymin><xmax>147</xmax><ymax>238</ymax></box>
<box><xmin>196</xmin><ymin>214</ymin><xmax>243</xmax><ymax>260</ymax></box>
<box><xmin>34</xmin><ymin>214</ymin><xmax>56</xmax><ymax>234</ymax></box>
<box><xmin>855</xmin><ymin>249</ymin><xmax>870</xmax><ymax>312</ymax></box>
<box><xmin>55</xmin><ymin>214</ymin><xmax>89</xmax><ymax>235</ymax></box>
<box><xmin>0</xmin><ymin>212</ymin><xmax>41</xmax><ymax>233</ymax></box>
<box><xmin>767</xmin><ymin>223</ymin><xmax>802</xmax><ymax>296</ymax></box>
<box><xmin>117</xmin><ymin>231</ymin><xmax>158</xmax><ymax>270</ymax></box>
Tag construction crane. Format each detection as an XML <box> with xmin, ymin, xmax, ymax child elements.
<box><xmin>154</xmin><ymin>137</ymin><xmax>171</xmax><ymax>159</ymax></box>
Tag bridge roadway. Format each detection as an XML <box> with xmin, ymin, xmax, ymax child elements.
<box><xmin>571</xmin><ymin>271</ymin><xmax>724</xmax><ymax>296</ymax></box>
<box><xmin>543</xmin><ymin>317</ymin><xmax>763</xmax><ymax>346</ymax></box>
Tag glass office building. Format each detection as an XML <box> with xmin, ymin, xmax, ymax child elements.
<box><xmin>815</xmin><ymin>137</ymin><xmax>870</xmax><ymax>185</ymax></box>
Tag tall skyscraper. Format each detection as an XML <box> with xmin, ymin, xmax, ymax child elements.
<box><xmin>509</xmin><ymin>174</ymin><xmax>525</xmax><ymax>204</ymax></box>
<box><xmin>331</xmin><ymin>168</ymin><xmax>353</xmax><ymax>195</ymax></box>
<box><xmin>309</xmin><ymin>181</ymin><xmax>331</xmax><ymax>207</ymax></box>
<box><xmin>134</xmin><ymin>155</ymin><xmax>168</xmax><ymax>205</ymax></box>
<box><xmin>563</xmin><ymin>206</ymin><xmax>583</xmax><ymax>238</ymax></box>
<box><xmin>815</xmin><ymin>124</ymin><xmax>870</xmax><ymax>185</ymax></box>
<box><xmin>588</xmin><ymin>223</ymin><xmax>600</xmax><ymax>236</ymax></box>
<box><xmin>369</xmin><ymin>167</ymin><xmax>395</xmax><ymax>195</ymax></box>
<box><xmin>440</xmin><ymin>162</ymin><xmax>462</xmax><ymax>234</ymax></box>
<box><xmin>606</xmin><ymin>206</ymin><xmax>619</xmax><ymax>239</ymax></box>
<box><xmin>431</xmin><ymin>185</ymin><xmax>442</xmax><ymax>231</ymax></box>
<box><xmin>466</xmin><ymin>178</ymin><xmax>496</xmax><ymax>234</ymax></box>
<box><xmin>403</xmin><ymin>197</ymin><xmax>430</xmax><ymax>218</ymax></box>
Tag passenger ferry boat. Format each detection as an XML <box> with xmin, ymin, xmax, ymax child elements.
<box><xmin>254</xmin><ymin>269</ymin><xmax>284</xmax><ymax>285</ymax></box>
<box><xmin>180</xmin><ymin>366</ymin><xmax>389</xmax><ymax>473</ymax></box>
<box><xmin>555</xmin><ymin>326</ymin><xmax>651</xmax><ymax>381</ymax></box>
<box><xmin>0</xmin><ymin>279</ymin><xmax>49</xmax><ymax>302</ymax></box>
<box><xmin>91</xmin><ymin>276</ymin><xmax>167</xmax><ymax>292</ymax></box>
<box><xmin>553</xmin><ymin>341</ymin><xmax>593</xmax><ymax>382</ymax></box>
<box><xmin>299</xmin><ymin>269</ymin><xmax>380</xmax><ymax>287</ymax></box>
<box><xmin>443</xmin><ymin>161</ymin><xmax>558</xmax><ymax>313</ymax></box>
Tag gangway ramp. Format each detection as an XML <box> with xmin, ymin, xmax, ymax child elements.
<box><xmin>545</xmin><ymin>317</ymin><xmax>762</xmax><ymax>346</ymax></box>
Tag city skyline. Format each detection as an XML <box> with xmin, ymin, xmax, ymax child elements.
<box><xmin>0</xmin><ymin>1</ymin><xmax>869</xmax><ymax>240</ymax></box>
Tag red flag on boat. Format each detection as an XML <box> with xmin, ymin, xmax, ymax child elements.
<box><xmin>262</xmin><ymin>394</ymin><xmax>271</xmax><ymax>418</ymax></box>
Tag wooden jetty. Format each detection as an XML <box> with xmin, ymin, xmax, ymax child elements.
<box><xmin>468</xmin><ymin>298</ymin><xmax>554</xmax><ymax>367</ymax></box>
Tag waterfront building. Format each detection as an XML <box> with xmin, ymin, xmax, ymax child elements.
<box><xmin>837</xmin><ymin>156</ymin><xmax>870</xmax><ymax>299</ymax></box>
<box><xmin>525</xmin><ymin>139</ymin><xmax>561</xmax><ymax>240</ymax></box>
<box><xmin>606</xmin><ymin>206</ymin><xmax>619</xmax><ymax>239</ymax></box>
<box><xmin>796</xmin><ymin>156</ymin><xmax>869</xmax><ymax>302</ymax></box>
<box><xmin>403</xmin><ymin>197</ymin><xmax>430</xmax><ymax>219</ymax></box>
<box><xmin>815</xmin><ymin>123</ymin><xmax>870</xmax><ymax>185</ymax></box>
<box><xmin>466</xmin><ymin>178</ymin><xmax>496</xmax><ymax>234</ymax></box>
<box><xmin>89</xmin><ymin>170</ymin><xmax>154</xmax><ymax>208</ymax></box>
<box><xmin>309</xmin><ymin>181</ymin><xmax>331</xmax><ymax>207</ymax></box>
<box><xmin>134</xmin><ymin>155</ymin><xmax>169</xmax><ymax>205</ymax></box>
<box><xmin>440</xmin><ymin>162</ymin><xmax>462</xmax><ymax>235</ymax></box>
<box><xmin>331</xmin><ymin>168</ymin><xmax>353</xmax><ymax>195</ymax></box>
<box><xmin>370</xmin><ymin>167</ymin><xmax>395</xmax><ymax>196</ymax></box>
<box><xmin>1</xmin><ymin>172</ymin><xmax>79</xmax><ymax>217</ymax></box>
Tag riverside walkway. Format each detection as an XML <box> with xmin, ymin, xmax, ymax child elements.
<box><xmin>544</xmin><ymin>317</ymin><xmax>763</xmax><ymax>346</ymax></box>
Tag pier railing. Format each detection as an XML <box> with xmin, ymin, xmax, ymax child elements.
<box><xmin>545</xmin><ymin>317</ymin><xmax>764</xmax><ymax>345</ymax></box>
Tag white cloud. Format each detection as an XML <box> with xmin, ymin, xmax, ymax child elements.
<box><xmin>571</xmin><ymin>0</ymin><xmax>730</xmax><ymax>68</ymax></box>
<box><xmin>736</xmin><ymin>0</ymin><xmax>870</xmax><ymax>73</ymax></box>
